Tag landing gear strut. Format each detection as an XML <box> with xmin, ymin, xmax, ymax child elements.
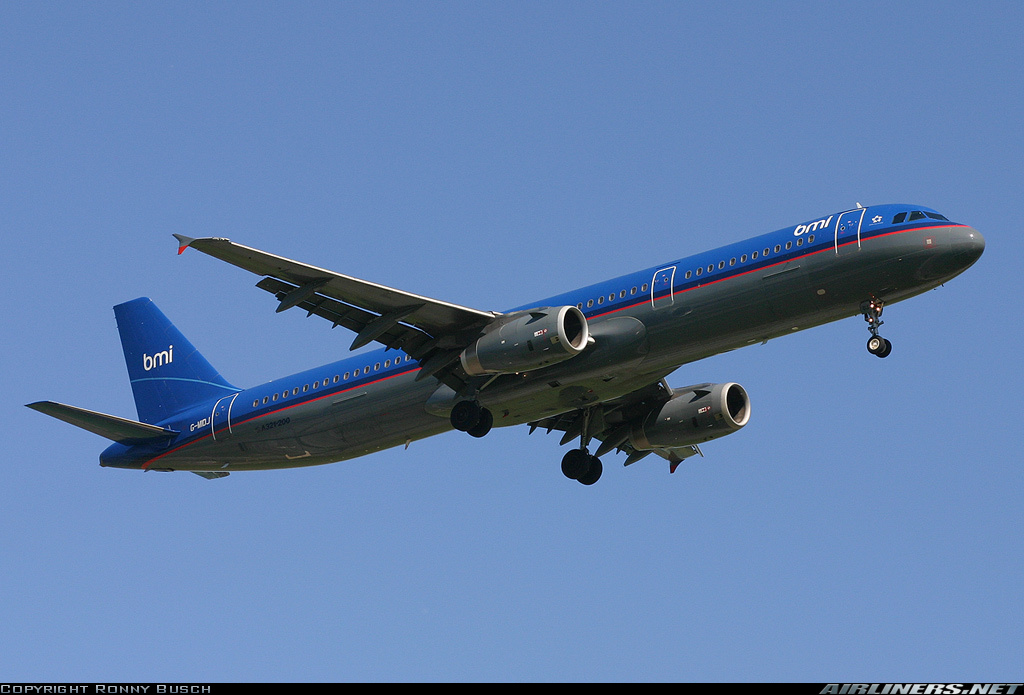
<box><xmin>559</xmin><ymin>406</ymin><xmax>603</xmax><ymax>485</ymax></box>
<box><xmin>450</xmin><ymin>400</ymin><xmax>493</xmax><ymax>438</ymax></box>
<box><xmin>862</xmin><ymin>297</ymin><xmax>892</xmax><ymax>358</ymax></box>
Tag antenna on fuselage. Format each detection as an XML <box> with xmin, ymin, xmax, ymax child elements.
<box><xmin>855</xmin><ymin>202</ymin><xmax>864</xmax><ymax>208</ymax></box>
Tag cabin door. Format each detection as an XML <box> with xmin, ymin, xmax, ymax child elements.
<box><xmin>834</xmin><ymin>208</ymin><xmax>866</xmax><ymax>255</ymax></box>
<box><xmin>651</xmin><ymin>266</ymin><xmax>676</xmax><ymax>309</ymax></box>
<box><xmin>211</xmin><ymin>393</ymin><xmax>238</xmax><ymax>441</ymax></box>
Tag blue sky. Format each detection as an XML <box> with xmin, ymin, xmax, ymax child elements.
<box><xmin>3</xmin><ymin>1</ymin><xmax>1021</xmax><ymax>683</ymax></box>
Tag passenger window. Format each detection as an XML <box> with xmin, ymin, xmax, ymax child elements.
<box><xmin>333</xmin><ymin>375</ymin><xmax>339</xmax><ymax>383</ymax></box>
<box><xmin>374</xmin><ymin>363</ymin><xmax>380</xmax><ymax>371</ymax></box>
<box><xmin>893</xmin><ymin>212</ymin><xmax>907</xmax><ymax>224</ymax></box>
<box><xmin>253</xmin><ymin>400</ymin><xmax>259</xmax><ymax>408</ymax></box>
<box><xmin>707</xmin><ymin>264</ymin><xmax>713</xmax><ymax>273</ymax></box>
<box><xmin>741</xmin><ymin>254</ymin><xmax>747</xmax><ymax>262</ymax></box>
<box><xmin>384</xmin><ymin>360</ymin><xmax>390</xmax><ymax>368</ymax></box>
<box><xmin>796</xmin><ymin>238</ymin><xmax>803</xmax><ymax>246</ymax></box>
<box><xmin>730</xmin><ymin>258</ymin><xmax>736</xmax><ymax>266</ymax></box>
<box><xmin>363</xmin><ymin>366</ymin><xmax>370</xmax><ymax>374</ymax></box>
<box><xmin>631</xmin><ymin>287</ymin><xmax>637</xmax><ymax>295</ymax></box>
<box><xmin>696</xmin><ymin>267</ymin><xmax>702</xmax><ymax>276</ymax></box>
<box><xmin>774</xmin><ymin>244</ymin><xmax>781</xmax><ymax>253</ymax></box>
<box><xmin>764</xmin><ymin>248</ymin><xmax>770</xmax><ymax>256</ymax></box>
<box><xmin>272</xmin><ymin>393</ymin><xmax>278</xmax><ymax>402</ymax></box>
<box><xmin>597</xmin><ymin>296</ymin><xmax>604</xmax><ymax>305</ymax></box>
<box><xmin>641</xmin><ymin>283</ymin><xmax>648</xmax><ymax>292</ymax></box>
<box><xmin>718</xmin><ymin>261</ymin><xmax>725</xmax><ymax>270</ymax></box>
<box><xmin>752</xmin><ymin>251</ymin><xmax>758</xmax><ymax>259</ymax></box>
<box><xmin>619</xmin><ymin>290</ymin><xmax>626</xmax><ymax>299</ymax></box>
<box><xmin>785</xmin><ymin>241</ymin><xmax>792</xmax><ymax>250</ymax></box>
<box><xmin>608</xmin><ymin>293</ymin><xmax>614</xmax><ymax>302</ymax></box>
<box><xmin>282</xmin><ymin>391</ymin><xmax>288</xmax><ymax>399</ymax></box>
<box><xmin>303</xmin><ymin>385</ymin><xmax>309</xmax><ymax>392</ymax></box>
<box><xmin>808</xmin><ymin>235</ymin><xmax>815</xmax><ymax>243</ymax></box>
<box><xmin>909</xmin><ymin>211</ymin><xmax>925</xmax><ymax>221</ymax></box>
<box><xmin>313</xmin><ymin>381</ymin><xmax>319</xmax><ymax>389</ymax></box>
<box><xmin>344</xmin><ymin>372</ymin><xmax>350</xmax><ymax>380</ymax></box>
<box><xmin>685</xmin><ymin>270</ymin><xmax>692</xmax><ymax>279</ymax></box>
<box><xmin>587</xmin><ymin>299</ymin><xmax>594</xmax><ymax>308</ymax></box>
<box><xmin>262</xmin><ymin>396</ymin><xmax>269</xmax><ymax>405</ymax></box>
<box><xmin>292</xmin><ymin>387</ymin><xmax>299</xmax><ymax>395</ymax></box>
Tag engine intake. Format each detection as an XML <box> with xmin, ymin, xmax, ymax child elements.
<box><xmin>461</xmin><ymin>306</ymin><xmax>590</xmax><ymax>376</ymax></box>
<box><xmin>629</xmin><ymin>382</ymin><xmax>750</xmax><ymax>450</ymax></box>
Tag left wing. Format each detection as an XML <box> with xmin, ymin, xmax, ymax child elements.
<box><xmin>174</xmin><ymin>235</ymin><xmax>500</xmax><ymax>390</ymax></box>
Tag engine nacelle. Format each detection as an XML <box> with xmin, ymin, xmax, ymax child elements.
<box><xmin>629</xmin><ymin>382</ymin><xmax>751</xmax><ymax>450</ymax></box>
<box><xmin>460</xmin><ymin>306</ymin><xmax>590</xmax><ymax>376</ymax></box>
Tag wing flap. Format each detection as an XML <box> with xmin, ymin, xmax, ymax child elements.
<box><xmin>254</xmin><ymin>277</ymin><xmax>436</xmax><ymax>356</ymax></box>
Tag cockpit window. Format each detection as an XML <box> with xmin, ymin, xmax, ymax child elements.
<box><xmin>925</xmin><ymin>212</ymin><xmax>949</xmax><ymax>221</ymax></box>
<box><xmin>893</xmin><ymin>212</ymin><xmax>907</xmax><ymax>224</ymax></box>
<box><xmin>909</xmin><ymin>211</ymin><xmax>926</xmax><ymax>221</ymax></box>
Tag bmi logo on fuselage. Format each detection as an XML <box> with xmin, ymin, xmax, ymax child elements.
<box><xmin>793</xmin><ymin>216</ymin><xmax>833</xmax><ymax>236</ymax></box>
<box><xmin>143</xmin><ymin>345</ymin><xmax>173</xmax><ymax>371</ymax></box>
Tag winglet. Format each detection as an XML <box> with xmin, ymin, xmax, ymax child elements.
<box><xmin>172</xmin><ymin>234</ymin><xmax>197</xmax><ymax>255</ymax></box>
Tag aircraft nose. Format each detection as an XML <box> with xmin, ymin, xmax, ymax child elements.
<box><xmin>951</xmin><ymin>226</ymin><xmax>985</xmax><ymax>268</ymax></box>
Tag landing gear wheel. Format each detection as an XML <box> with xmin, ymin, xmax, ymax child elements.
<box><xmin>467</xmin><ymin>407</ymin><xmax>493</xmax><ymax>438</ymax></box>
<box><xmin>561</xmin><ymin>449</ymin><xmax>591</xmax><ymax>480</ymax></box>
<box><xmin>576</xmin><ymin>456</ymin><xmax>603</xmax><ymax>485</ymax></box>
<box><xmin>450</xmin><ymin>400</ymin><xmax>481</xmax><ymax>432</ymax></box>
<box><xmin>867</xmin><ymin>336</ymin><xmax>892</xmax><ymax>358</ymax></box>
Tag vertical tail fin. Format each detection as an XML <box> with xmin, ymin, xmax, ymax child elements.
<box><xmin>114</xmin><ymin>298</ymin><xmax>239</xmax><ymax>424</ymax></box>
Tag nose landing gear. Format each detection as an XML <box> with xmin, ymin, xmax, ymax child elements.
<box><xmin>862</xmin><ymin>298</ymin><xmax>892</xmax><ymax>358</ymax></box>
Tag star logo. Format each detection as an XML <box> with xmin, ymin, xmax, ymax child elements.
<box><xmin>871</xmin><ymin>215</ymin><xmax>883</xmax><ymax>224</ymax></box>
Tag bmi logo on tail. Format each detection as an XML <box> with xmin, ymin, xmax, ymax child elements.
<box><xmin>143</xmin><ymin>346</ymin><xmax>173</xmax><ymax>371</ymax></box>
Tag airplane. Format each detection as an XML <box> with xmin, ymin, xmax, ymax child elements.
<box><xmin>27</xmin><ymin>203</ymin><xmax>984</xmax><ymax>485</ymax></box>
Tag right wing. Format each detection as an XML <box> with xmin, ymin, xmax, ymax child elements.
<box><xmin>528</xmin><ymin>379</ymin><xmax>703</xmax><ymax>473</ymax></box>
<box><xmin>174</xmin><ymin>235</ymin><xmax>500</xmax><ymax>390</ymax></box>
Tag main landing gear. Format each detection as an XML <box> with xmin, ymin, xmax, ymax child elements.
<box><xmin>862</xmin><ymin>297</ymin><xmax>892</xmax><ymax>358</ymax></box>
<box><xmin>450</xmin><ymin>400</ymin><xmax>493</xmax><ymax>438</ymax></box>
<box><xmin>559</xmin><ymin>407</ymin><xmax>604</xmax><ymax>485</ymax></box>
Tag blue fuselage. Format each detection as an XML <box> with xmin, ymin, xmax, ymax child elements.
<box><xmin>100</xmin><ymin>204</ymin><xmax>984</xmax><ymax>473</ymax></box>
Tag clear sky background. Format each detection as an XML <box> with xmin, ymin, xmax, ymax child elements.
<box><xmin>3</xmin><ymin>1</ymin><xmax>1021</xmax><ymax>683</ymax></box>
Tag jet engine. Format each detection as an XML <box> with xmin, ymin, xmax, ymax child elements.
<box><xmin>460</xmin><ymin>306</ymin><xmax>590</xmax><ymax>376</ymax></box>
<box><xmin>629</xmin><ymin>382</ymin><xmax>750</xmax><ymax>450</ymax></box>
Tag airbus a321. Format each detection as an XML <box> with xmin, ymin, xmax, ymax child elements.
<box><xmin>28</xmin><ymin>204</ymin><xmax>984</xmax><ymax>485</ymax></box>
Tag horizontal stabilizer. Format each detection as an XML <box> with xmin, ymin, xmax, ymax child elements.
<box><xmin>25</xmin><ymin>401</ymin><xmax>179</xmax><ymax>444</ymax></box>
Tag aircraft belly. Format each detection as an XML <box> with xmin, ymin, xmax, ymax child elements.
<box><xmin>640</xmin><ymin>271</ymin><xmax>776</xmax><ymax>366</ymax></box>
